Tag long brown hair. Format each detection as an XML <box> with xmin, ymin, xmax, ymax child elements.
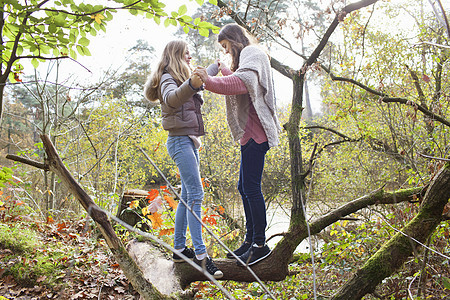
<box><xmin>144</xmin><ymin>40</ymin><xmax>191</xmax><ymax>102</ymax></box>
<box><xmin>217</xmin><ymin>24</ymin><xmax>254</xmax><ymax>71</ymax></box>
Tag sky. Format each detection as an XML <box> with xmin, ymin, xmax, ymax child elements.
<box><xmin>56</xmin><ymin>1</ymin><xmax>302</xmax><ymax>110</ymax></box>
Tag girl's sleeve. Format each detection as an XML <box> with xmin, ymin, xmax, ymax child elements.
<box><xmin>160</xmin><ymin>74</ymin><xmax>198</xmax><ymax>108</ymax></box>
<box><xmin>220</xmin><ymin>66</ymin><xmax>233</xmax><ymax>76</ymax></box>
<box><xmin>204</xmin><ymin>75</ymin><xmax>248</xmax><ymax>95</ymax></box>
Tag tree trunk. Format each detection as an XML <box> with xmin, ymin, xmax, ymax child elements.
<box><xmin>332</xmin><ymin>164</ymin><xmax>450</xmax><ymax>300</ymax></box>
<box><xmin>173</xmin><ymin>186</ymin><xmax>425</xmax><ymax>285</ymax></box>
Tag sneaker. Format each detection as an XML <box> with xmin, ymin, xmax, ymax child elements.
<box><xmin>226</xmin><ymin>241</ymin><xmax>252</xmax><ymax>259</ymax></box>
<box><xmin>194</xmin><ymin>256</ymin><xmax>224</xmax><ymax>279</ymax></box>
<box><xmin>236</xmin><ymin>244</ymin><xmax>271</xmax><ymax>266</ymax></box>
<box><xmin>173</xmin><ymin>247</ymin><xmax>195</xmax><ymax>263</ymax></box>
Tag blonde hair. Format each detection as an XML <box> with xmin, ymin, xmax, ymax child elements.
<box><xmin>144</xmin><ymin>40</ymin><xmax>191</xmax><ymax>102</ymax></box>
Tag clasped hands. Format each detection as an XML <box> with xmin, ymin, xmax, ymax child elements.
<box><xmin>190</xmin><ymin>66</ymin><xmax>208</xmax><ymax>89</ymax></box>
<box><xmin>190</xmin><ymin>60</ymin><xmax>223</xmax><ymax>89</ymax></box>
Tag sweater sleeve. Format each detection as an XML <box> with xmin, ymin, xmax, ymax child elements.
<box><xmin>160</xmin><ymin>74</ymin><xmax>198</xmax><ymax>109</ymax></box>
<box><xmin>220</xmin><ymin>66</ymin><xmax>233</xmax><ymax>76</ymax></box>
<box><xmin>204</xmin><ymin>75</ymin><xmax>248</xmax><ymax>95</ymax></box>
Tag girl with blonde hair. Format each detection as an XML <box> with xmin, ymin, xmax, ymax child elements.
<box><xmin>144</xmin><ymin>40</ymin><xmax>222</xmax><ymax>278</ymax></box>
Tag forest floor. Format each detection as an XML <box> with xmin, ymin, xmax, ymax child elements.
<box><xmin>2</xmin><ymin>212</ymin><xmax>449</xmax><ymax>299</ymax></box>
<box><xmin>0</xmin><ymin>217</ymin><xmax>140</xmax><ymax>300</ymax></box>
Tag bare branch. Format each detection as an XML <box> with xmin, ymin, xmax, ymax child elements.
<box><xmin>6</xmin><ymin>154</ymin><xmax>49</xmax><ymax>171</ymax></box>
<box><xmin>419</xmin><ymin>153</ymin><xmax>450</xmax><ymax>162</ymax></box>
<box><xmin>302</xmin><ymin>125</ymin><xmax>356</xmax><ymax>140</ymax></box>
<box><xmin>329</xmin><ymin>74</ymin><xmax>450</xmax><ymax>128</ymax></box>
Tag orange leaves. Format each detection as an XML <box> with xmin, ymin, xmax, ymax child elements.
<box><xmin>47</xmin><ymin>215</ymin><xmax>54</xmax><ymax>224</ymax></box>
<box><xmin>216</xmin><ymin>205</ymin><xmax>225</xmax><ymax>215</ymax></box>
<box><xmin>126</xmin><ymin>187</ymin><xmax>179</xmax><ymax>235</ymax></box>
<box><xmin>159</xmin><ymin>228</ymin><xmax>174</xmax><ymax>236</ymax></box>
<box><xmin>148</xmin><ymin>212</ymin><xmax>163</xmax><ymax>229</ymax></box>
<box><xmin>201</xmin><ymin>178</ymin><xmax>210</xmax><ymax>188</ymax></box>
<box><xmin>202</xmin><ymin>215</ymin><xmax>218</xmax><ymax>226</ymax></box>
<box><xmin>146</xmin><ymin>187</ymin><xmax>177</xmax><ymax>212</ymax></box>
<box><xmin>164</xmin><ymin>195</ymin><xmax>177</xmax><ymax>210</ymax></box>
<box><xmin>146</xmin><ymin>189</ymin><xmax>159</xmax><ymax>202</ymax></box>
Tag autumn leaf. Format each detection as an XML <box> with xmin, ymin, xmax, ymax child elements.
<box><xmin>164</xmin><ymin>195</ymin><xmax>178</xmax><ymax>210</ymax></box>
<box><xmin>422</xmin><ymin>74</ymin><xmax>430</xmax><ymax>82</ymax></box>
<box><xmin>202</xmin><ymin>215</ymin><xmax>217</xmax><ymax>226</ymax></box>
<box><xmin>153</xmin><ymin>142</ymin><xmax>160</xmax><ymax>152</ymax></box>
<box><xmin>217</xmin><ymin>205</ymin><xmax>225</xmax><ymax>214</ymax></box>
<box><xmin>149</xmin><ymin>212</ymin><xmax>163</xmax><ymax>229</ymax></box>
<box><xmin>159</xmin><ymin>228</ymin><xmax>174</xmax><ymax>236</ymax></box>
<box><xmin>129</xmin><ymin>200</ymin><xmax>139</xmax><ymax>209</ymax></box>
<box><xmin>201</xmin><ymin>178</ymin><xmax>210</xmax><ymax>188</ymax></box>
<box><xmin>148</xmin><ymin>196</ymin><xmax>163</xmax><ymax>213</ymax></box>
<box><xmin>47</xmin><ymin>216</ymin><xmax>54</xmax><ymax>224</ymax></box>
<box><xmin>90</xmin><ymin>13</ymin><xmax>105</xmax><ymax>24</ymax></box>
<box><xmin>111</xmin><ymin>263</ymin><xmax>120</xmax><ymax>269</ymax></box>
<box><xmin>57</xmin><ymin>223</ymin><xmax>67</xmax><ymax>232</ymax></box>
<box><xmin>146</xmin><ymin>189</ymin><xmax>159</xmax><ymax>202</ymax></box>
<box><xmin>160</xmin><ymin>186</ymin><xmax>170</xmax><ymax>194</ymax></box>
<box><xmin>14</xmin><ymin>73</ymin><xmax>22</xmax><ymax>82</ymax></box>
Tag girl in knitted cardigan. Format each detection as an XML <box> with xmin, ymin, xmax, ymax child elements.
<box><xmin>194</xmin><ymin>24</ymin><xmax>281</xmax><ymax>266</ymax></box>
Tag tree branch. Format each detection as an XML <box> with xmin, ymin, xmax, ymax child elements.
<box><xmin>332</xmin><ymin>165</ymin><xmax>450</xmax><ymax>299</ymax></box>
<box><xmin>6</xmin><ymin>154</ymin><xmax>49</xmax><ymax>171</ymax></box>
<box><xmin>309</xmin><ymin>186</ymin><xmax>425</xmax><ymax>236</ymax></box>
<box><xmin>329</xmin><ymin>74</ymin><xmax>450</xmax><ymax>128</ymax></box>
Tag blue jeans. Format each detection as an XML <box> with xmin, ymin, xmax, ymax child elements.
<box><xmin>166</xmin><ymin>136</ymin><xmax>206</xmax><ymax>256</ymax></box>
<box><xmin>238</xmin><ymin>139</ymin><xmax>270</xmax><ymax>246</ymax></box>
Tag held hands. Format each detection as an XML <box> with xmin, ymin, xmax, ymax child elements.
<box><xmin>193</xmin><ymin>66</ymin><xmax>209</xmax><ymax>83</ymax></box>
<box><xmin>216</xmin><ymin>59</ymin><xmax>224</xmax><ymax>72</ymax></box>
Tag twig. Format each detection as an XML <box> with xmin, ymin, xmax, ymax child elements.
<box><xmin>419</xmin><ymin>153</ymin><xmax>450</xmax><ymax>162</ymax></box>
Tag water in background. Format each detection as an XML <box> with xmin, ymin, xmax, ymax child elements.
<box><xmin>266</xmin><ymin>205</ymin><xmax>324</xmax><ymax>253</ymax></box>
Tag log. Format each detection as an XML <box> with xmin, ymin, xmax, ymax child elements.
<box><xmin>117</xmin><ymin>189</ymin><xmax>150</xmax><ymax>227</ymax></box>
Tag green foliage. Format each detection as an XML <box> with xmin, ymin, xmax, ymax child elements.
<box><xmin>0</xmin><ymin>223</ymin><xmax>39</xmax><ymax>253</ymax></box>
<box><xmin>1</xmin><ymin>0</ymin><xmax>219</xmax><ymax>85</ymax></box>
<box><xmin>0</xmin><ymin>167</ymin><xmax>14</xmax><ymax>188</ymax></box>
<box><xmin>0</xmin><ymin>221</ymin><xmax>69</xmax><ymax>287</ymax></box>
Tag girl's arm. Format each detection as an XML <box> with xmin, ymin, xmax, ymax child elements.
<box><xmin>204</xmin><ymin>75</ymin><xmax>248</xmax><ymax>95</ymax></box>
<box><xmin>160</xmin><ymin>73</ymin><xmax>201</xmax><ymax>108</ymax></box>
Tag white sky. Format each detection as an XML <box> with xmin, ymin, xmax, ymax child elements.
<box><xmin>60</xmin><ymin>1</ymin><xmax>301</xmax><ymax>110</ymax></box>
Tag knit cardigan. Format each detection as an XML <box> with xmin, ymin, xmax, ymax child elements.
<box><xmin>222</xmin><ymin>45</ymin><xmax>281</xmax><ymax>148</ymax></box>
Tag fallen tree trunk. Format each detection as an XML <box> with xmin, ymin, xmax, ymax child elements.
<box><xmin>332</xmin><ymin>164</ymin><xmax>450</xmax><ymax>300</ymax></box>
<box><xmin>174</xmin><ymin>186</ymin><xmax>425</xmax><ymax>285</ymax></box>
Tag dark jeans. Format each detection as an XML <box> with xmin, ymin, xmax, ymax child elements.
<box><xmin>238</xmin><ymin>139</ymin><xmax>270</xmax><ymax>246</ymax></box>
